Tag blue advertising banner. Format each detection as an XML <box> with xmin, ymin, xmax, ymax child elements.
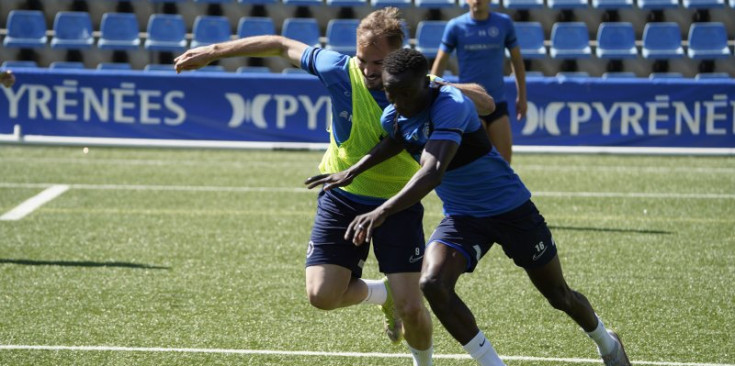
<box><xmin>1</xmin><ymin>69</ymin><xmax>734</xmax><ymax>149</ymax></box>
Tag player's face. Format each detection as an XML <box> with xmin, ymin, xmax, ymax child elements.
<box><xmin>383</xmin><ymin>71</ymin><xmax>429</xmax><ymax>117</ymax></box>
<box><xmin>466</xmin><ymin>0</ymin><xmax>491</xmax><ymax>15</ymax></box>
<box><xmin>355</xmin><ymin>36</ymin><xmax>400</xmax><ymax>90</ymax></box>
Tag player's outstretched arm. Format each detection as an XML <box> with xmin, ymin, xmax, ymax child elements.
<box><xmin>346</xmin><ymin>139</ymin><xmax>458</xmax><ymax>245</ymax></box>
<box><xmin>304</xmin><ymin>136</ymin><xmax>404</xmax><ymax>191</ymax></box>
<box><xmin>448</xmin><ymin>82</ymin><xmax>495</xmax><ymax>117</ymax></box>
<box><xmin>174</xmin><ymin>35</ymin><xmax>308</xmax><ymax>73</ymax></box>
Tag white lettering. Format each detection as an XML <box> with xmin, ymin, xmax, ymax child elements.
<box><xmin>646</xmin><ymin>95</ymin><xmax>669</xmax><ymax>136</ymax></box>
<box><xmin>54</xmin><ymin>80</ymin><xmax>79</xmax><ymax>121</ymax></box>
<box><xmin>28</xmin><ymin>85</ymin><xmax>52</xmax><ymax>120</ymax></box>
<box><xmin>592</xmin><ymin>102</ymin><xmax>618</xmax><ymax>136</ymax></box>
<box><xmin>568</xmin><ymin>102</ymin><xmax>592</xmax><ymax>135</ymax></box>
<box><xmin>81</xmin><ymin>87</ymin><xmax>109</xmax><ymax>122</ymax></box>
<box><xmin>274</xmin><ymin>95</ymin><xmax>299</xmax><ymax>129</ymax></box>
<box><xmin>138</xmin><ymin>90</ymin><xmax>162</xmax><ymax>125</ymax></box>
<box><xmin>673</xmin><ymin>101</ymin><xmax>699</xmax><ymax>135</ymax></box>
<box><xmin>111</xmin><ymin>83</ymin><xmax>136</xmax><ymax>123</ymax></box>
<box><xmin>164</xmin><ymin>91</ymin><xmax>185</xmax><ymax>126</ymax></box>
<box><xmin>299</xmin><ymin>95</ymin><xmax>330</xmax><ymax>130</ymax></box>
<box><xmin>619</xmin><ymin>103</ymin><xmax>644</xmax><ymax>135</ymax></box>
<box><xmin>1</xmin><ymin>84</ymin><xmax>27</xmax><ymax>118</ymax></box>
<box><xmin>704</xmin><ymin>95</ymin><xmax>727</xmax><ymax>135</ymax></box>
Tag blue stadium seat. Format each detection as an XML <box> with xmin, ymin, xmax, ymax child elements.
<box><xmin>372</xmin><ymin>0</ymin><xmax>412</xmax><ymax>6</ymax></box>
<box><xmin>415</xmin><ymin>0</ymin><xmax>457</xmax><ymax>7</ymax></box>
<box><xmin>649</xmin><ymin>72</ymin><xmax>684</xmax><ymax>78</ymax></box>
<box><xmin>415</xmin><ymin>21</ymin><xmax>448</xmax><ymax>59</ymax></box>
<box><xmin>144</xmin><ymin>64</ymin><xmax>177</xmax><ymax>72</ymax></box>
<box><xmin>525</xmin><ymin>71</ymin><xmax>545</xmax><ymax>77</ymax></box>
<box><xmin>237</xmin><ymin>17</ymin><xmax>276</xmax><ymax>38</ymax></box>
<box><xmin>281</xmin><ymin>18</ymin><xmax>321</xmax><ymax>47</ymax></box>
<box><xmin>550</xmin><ymin>22</ymin><xmax>591</xmax><ymax>58</ymax></box>
<box><xmin>548</xmin><ymin>0</ymin><xmax>589</xmax><ymax>8</ymax></box>
<box><xmin>1</xmin><ymin>61</ymin><xmax>39</xmax><ymax>68</ymax></box>
<box><xmin>51</xmin><ymin>12</ymin><xmax>94</xmax><ymax>49</ymax></box>
<box><xmin>191</xmin><ymin>16</ymin><xmax>232</xmax><ymax>49</ymax></box>
<box><xmin>326</xmin><ymin>19</ymin><xmax>359</xmax><ymax>56</ymax></box>
<box><xmin>695</xmin><ymin>72</ymin><xmax>731</xmax><ymax>79</ymax></box>
<box><xmin>687</xmin><ymin>22</ymin><xmax>731</xmax><ymax>59</ymax></box>
<box><xmin>49</xmin><ymin>61</ymin><xmax>86</xmax><ymax>69</ymax></box>
<box><xmin>282</xmin><ymin>68</ymin><xmax>310</xmax><ymax>74</ymax></box>
<box><xmin>682</xmin><ymin>0</ymin><xmax>725</xmax><ymax>7</ymax></box>
<box><xmin>602</xmin><ymin>71</ymin><xmax>638</xmax><ymax>78</ymax></box>
<box><xmin>145</xmin><ymin>14</ymin><xmax>188</xmax><ymax>52</ymax></box>
<box><xmin>238</xmin><ymin>0</ymin><xmax>278</xmax><ymax>4</ymax></box>
<box><xmin>194</xmin><ymin>0</ymin><xmax>234</xmax><ymax>3</ymax></box>
<box><xmin>3</xmin><ymin>10</ymin><xmax>48</xmax><ymax>48</ymax></box>
<box><xmin>592</xmin><ymin>0</ymin><xmax>634</xmax><ymax>8</ymax></box>
<box><xmin>596</xmin><ymin>22</ymin><xmax>637</xmax><ymax>59</ymax></box>
<box><xmin>642</xmin><ymin>22</ymin><xmax>684</xmax><ymax>59</ymax></box>
<box><xmin>282</xmin><ymin>0</ymin><xmax>323</xmax><ymax>6</ymax></box>
<box><xmin>150</xmin><ymin>0</ymin><xmax>186</xmax><ymax>2</ymax></box>
<box><xmin>195</xmin><ymin>65</ymin><xmax>227</xmax><ymax>72</ymax></box>
<box><xmin>637</xmin><ymin>0</ymin><xmax>679</xmax><ymax>9</ymax></box>
<box><xmin>556</xmin><ymin>71</ymin><xmax>591</xmax><ymax>78</ymax></box>
<box><xmin>237</xmin><ymin>66</ymin><xmax>271</xmax><ymax>73</ymax></box>
<box><xmin>98</xmin><ymin>13</ymin><xmax>140</xmax><ymax>50</ymax></box>
<box><xmin>514</xmin><ymin>22</ymin><xmax>546</xmax><ymax>59</ymax></box>
<box><xmin>97</xmin><ymin>62</ymin><xmax>133</xmax><ymax>70</ymax></box>
<box><xmin>503</xmin><ymin>0</ymin><xmax>544</xmax><ymax>8</ymax></box>
<box><xmin>327</xmin><ymin>0</ymin><xmax>368</xmax><ymax>6</ymax></box>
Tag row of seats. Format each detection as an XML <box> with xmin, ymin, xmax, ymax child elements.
<box><xmin>4</xmin><ymin>10</ymin><xmax>733</xmax><ymax>61</ymax></box>
<box><xmin>2</xmin><ymin>60</ymin><xmax>731</xmax><ymax>79</ymax></box>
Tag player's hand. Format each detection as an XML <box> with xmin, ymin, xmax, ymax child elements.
<box><xmin>345</xmin><ymin>210</ymin><xmax>386</xmax><ymax>246</ymax></box>
<box><xmin>1</xmin><ymin>70</ymin><xmax>15</xmax><ymax>88</ymax></box>
<box><xmin>516</xmin><ymin>97</ymin><xmax>527</xmax><ymax>121</ymax></box>
<box><xmin>174</xmin><ymin>46</ymin><xmax>214</xmax><ymax>73</ymax></box>
<box><xmin>304</xmin><ymin>171</ymin><xmax>354</xmax><ymax>191</ymax></box>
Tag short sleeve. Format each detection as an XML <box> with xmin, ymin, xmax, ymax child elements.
<box><xmin>439</xmin><ymin>19</ymin><xmax>459</xmax><ymax>54</ymax></box>
<box><xmin>504</xmin><ymin>17</ymin><xmax>519</xmax><ymax>50</ymax></box>
<box><xmin>300</xmin><ymin>47</ymin><xmax>351</xmax><ymax>88</ymax></box>
<box><xmin>428</xmin><ymin>88</ymin><xmax>470</xmax><ymax>145</ymax></box>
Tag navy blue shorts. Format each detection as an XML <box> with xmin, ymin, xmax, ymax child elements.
<box><xmin>481</xmin><ymin>101</ymin><xmax>509</xmax><ymax>125</ymax></box>
<box><xmin>428</xmin><ymin>200</ymin><xmax>556</xmax><ymax>272</ymax></box>
<box><xmin>306</xmin><ymin>189</ymin><xmax>425</xmax><ymax>277</ymax></box>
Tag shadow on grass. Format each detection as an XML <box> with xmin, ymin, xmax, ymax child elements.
<box><xmin>549</xmin><ymin>225</ymin><xmax>673</xmax><ymax>235</ymax></box>
<box><xmin>0</xmin><ymin>258</ymin><xmax>171</xmax><ymax>270</ymax></box>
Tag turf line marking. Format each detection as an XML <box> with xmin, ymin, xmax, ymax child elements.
<box><xmin>0</xmin><ymin>185</ymin><xmax>70</xmax><ymax>221</ymax></box>
<box><xmin>0</xmin><ymin>182</ymin><xmax>733</xmax><ymax>200</ymax></box>
<box><xmin>0</xmin><ymin>345</ymin><xmax>731</xmax><ymax>366</ymax></box>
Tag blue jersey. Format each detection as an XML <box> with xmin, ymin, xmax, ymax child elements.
<box><xmin>439</xmin><ymin>12</ymin><xmax>518</xmax><ymax>103</ymax></box>
<box><xmin>300</xmin><ymin>47</ymin><xmax>390</xmax><ymax>145</ymax></box>
<box><xmin>380</xmin><ymin>85</ymin><xmax>530</xmax><ymax>217</ymax></box>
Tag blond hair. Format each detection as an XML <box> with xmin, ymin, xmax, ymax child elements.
<box><xmin>357</xmin><ymin>7</ymin><xmax>405</xmax><ymax>50</ymax></box>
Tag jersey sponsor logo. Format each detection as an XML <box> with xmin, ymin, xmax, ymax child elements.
<box><xmin>488</xmin><ymin>26</ymin><xmax>500</xmax><ymax>38</ymax></box>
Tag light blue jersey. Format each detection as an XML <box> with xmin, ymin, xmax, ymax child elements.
<box><xmin>439</xmin><ymin>12</ymin><xmax>518</xmax><ymax>103</ymax></box>
<box><xmin>381</xmin><ymin>85</ymin><xmax>530</xmax><ymax>217</ymax></box>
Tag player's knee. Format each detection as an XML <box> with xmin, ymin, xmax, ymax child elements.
<box><xmin>419</xmin><ymin>274</ymin><xmax>450</xmax><ymax>306</ymax></box>
<box><xmin>395</xmin><ymin>298</ymin><xmax>426</xmax><ymax>326</ymax></box>
<box><xmin>544</xmin><ymin>285</ymin><xmax>574</xmax><ymax>311</ymax></box>
<box><xmin>306</xmin><ymin>287</ymin><xmax>341</xmax><ymax>311</ymax></box>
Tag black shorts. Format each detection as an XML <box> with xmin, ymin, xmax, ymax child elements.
<box><xmin>428</xmin><ymin>200</ymin><xmax>556</xmax><ymax>272</ymax></box>
<box><xmin>306</xmin><ymin>189</ymin><xmax>425</xmax><ymax>277</ymax></box>
<box><xmin>480</xmin><ymin>101</ymin><xmax>509</xmax><ymax>126</ymax></box>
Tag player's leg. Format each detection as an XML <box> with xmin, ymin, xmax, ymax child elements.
<box><xmin>387</xmin><ymin>272</ymin><xmax>433</xmax><ymax>364</ymax></box>
<box><xmin>305</xmin><ymin>264</ymin><xmax>368</xmax><ymax>309</ymax></box>
<box><xmin>481</xmin><ymin>102</ymin><xmax>512</xmax><ymax>164</ymax></box>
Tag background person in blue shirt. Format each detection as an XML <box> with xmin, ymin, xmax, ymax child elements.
<box><xmin>430</xmin><ymin>0</ymin><xmax>527</xmax><ymax>164</ymax></box>
<box><xmin>309</xmin><ymin>49</ymin><xmax>630</xmax><ymax>366</ymax></box>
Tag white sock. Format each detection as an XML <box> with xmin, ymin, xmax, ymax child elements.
<box><xmin>586</xmin><ymin>316</ymin><xmax>617</xmax><ymax>356</ymax></box>
<box><xmin>462</xmin><ymin>331</ymin><xmax>505</xmax><ymax>366</ymax></box>
<box><xmin>408</xmin><ymin>344</ymin><xmax>433</xmax><ymax>366</ymax></box>
<box><xmin>361</xmin><ymin>279</ymin><xmax>388</xmax><ymax>305</ymax></box>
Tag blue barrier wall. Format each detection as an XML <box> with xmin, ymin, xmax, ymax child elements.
<box><xmin>1</xmin><ymin>69</ymin><xmax>734</xmax><ymax>150</ymax></box>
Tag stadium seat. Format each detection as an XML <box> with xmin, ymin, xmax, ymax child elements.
<box><xmin>415</xmin><ymin>0</ymin><xmax>457</xmax><ymax>7</ymax></box>
<box><xmin>503</xmin><ymin>0</ymin><xmax>544</xmax><ymax>9</ymax></box>
<box><xmin>514</xmin><ymin>22</ymin><xmax>546</xmax><ymax>59</ymax></box>
<box><xmin>194</xmin><ymin>0</ymin><xmax>234</xmax><ymax>3</ymax></box>
<box><xmin>637</xmin><ymin>0</ymin><xmax>679</xmax><ymax>9</ymax></box>
<box><xmin>602</xmin><ymin>71</ymin><xmax>637</xmax><ymax>78</ymax></box>
<box><xmin>556</xmin><ymin>71</ymin><xmax>591</xmax><ymax>78</ymax></box>
<box><xmin>327</xmin><ymin>0</ymin><xmax>368</xmax><ymax>6</ymax></box>
<box><xmin>1</xmin><ymin>61</ymin><xmax>39</xmax><ymax>68</ymax></box>
<box><xmin>144</xmin><ymin>64</ymin><xmax>177</xmax><ymax>72</ymax></box>
<box><xmin>687</xmin><ymin>22</ymin><xmax>731</xmax><ymax>59</ymax></box>
<box><xmin>237</xmin><ymin>17</ymin><xmax>276</xmax><ymax>38</ymax></box>
<box><xmin>525</xmin><ymin>71</ymin><xmax>545</xmax><ymax>77</ymax></box>
<box><xmin>596</xmin><ymin>22</ymin><xmax>637</xmax><ymax>59</ymax></box>
<box><xmin>550</xmin><ymin>22</ymin><xmax>591</xmax><ymax>58</ymax></box>
<box><xmin>195</xmin><ymin>65</ymin><xmax>227</xmax><ymax>72</ymax></box>
<box><xmin>3</xmin><ymin>10</ymin><xmax>48</xmax><ymax>48</ymax></box>
<box><xmin>238</xmin><ymin>0</ymin><xmax>278</xmax><ymax>4</ymax></box>
<box><xmin>191</xmin><ymin>16</ymin><xmax>232</xmax><ymax>49</ymax></box>
<box><xmin>371</xmin><ymin>0</ymin><xmax>412</xmax><ymax>7</ymax></box>
<box><xmin>49</xmin><ymin>61</ymin><xmax>86</xmax><ymax>69</ymax></box>
<box><xmin>547</xmin><ymin>0</ymin><xmax>589</xmax><ymax>8</ymax></box>
<box><xmin>325</xmin><ymin>19</ymin><xmax>359</xmax><ymax>56</ymax></box>
<box><xmin>98</xmin><ymin>13</ymin><xmax>140</xmax><ymax>50</ymax></box>
<box><xmin>51</xmin><ymin>12</ymin><xmax>94</xmax><ymax>49</ymax></box>
<box><xmin>592</xmin><ymin>0</ymin><xmax>634</xmax><ymax>8</ymax></box>
<box><xmin>144</xmin><ymin>14</ymin><xmax>188</xmax><ymax>52</ymax></box>
<box><xmin>237</xmin><ymin>66</ymin><xmax>271</xmax><ymax>73</ymax></box>
<box><xmin>282</xmin><ymin>68</ymin><xmax>310</xmax><ymax>74</ymax></box>
<box><xmin>415</xmin><ymin>21</ymin><xmax>448</xmax><ymax>59</ymax></box>
<box><xmin>97</xmin><ymin>63</ymin><xmax>133</xmax><ymax>70</ymax></box>
<box><xmin>682</xmin><ymin>0</ymin><xmax>725</xmax><ymax>7</ymax></box>
<box><xmin>695</xmin><ymin>72</ymin><xmax>731</xmax><ymax>79</ymax></box>
<box><xmin>281</xmin><ymin>18</ymin><xmax>321</xmax><ymax>47</ymax></box>
<box><xmin>649</xmin><ymin>72</ymin><xmax>684</xmax><ymax>78</ymax></box>
<box><xmin>642</xmin><ymin>22</ymin><xmax>684</xmax><ymax>59</ymax></box>
<box><xmin>282</xmin><ymin>0</ymin><xmax>323</xmax><ymax>6</ymax></box>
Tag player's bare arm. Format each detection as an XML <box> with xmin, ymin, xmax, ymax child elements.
<box><xmin>304</xmin><ymin>136</ymin><xmax>404</xmax><ymax>191</ymax></box>
<box><xmin>174</xmin><ymin>35</ymin><xmax>308</xmax><ymax>73</ymax></box>
<box><xmin>430</xmin><ymin>49</ymin><xmax>451</xmax><ymax>77</ymax></box>
<box><xmin>509</xmin><ymin>46</ymin><xmax>527</xmax><ymax>120</ymax></box>
<box><xmin>346</xmin><ymin>139</ymin><xmax>458</xmax><ymax>245</ymax></box>
<box><xmin>442</xmin><ymin>81</ymin><xmax>495</xmax><ymax>116</ymax></box>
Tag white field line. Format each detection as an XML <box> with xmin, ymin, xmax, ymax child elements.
<box><xmin>0</xmin><ymin>345</ymin><xmax>732</xmax><ymax>366</ymax></box>
<box><xmin>0</xmin><ymin>182</ymin><xmax>733</xmax><ymax>199</ymax></box>
<box><xmin>0</xmin><ymin>185</ymin><xmax>70</xmax><ymax>221</ymax></box>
